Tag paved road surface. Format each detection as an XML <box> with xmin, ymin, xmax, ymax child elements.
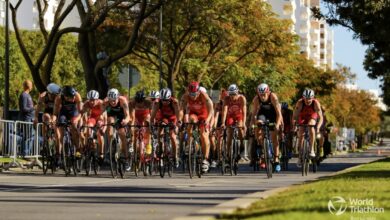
<box><xmin>1</xmin><ymin>143</ymin><xmax>389</xmax><ymax>220</ymax></box>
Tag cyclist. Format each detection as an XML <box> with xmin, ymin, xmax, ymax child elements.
<box><xmin>130</xmin><ymin>90</ymin><xmax>153</xmax><ymax>160</ymax></box>
<box><xmin>281</xmin><ymin>102</ymin><xmax>293</xmax><ymax>158</ymax></box>
<box><xmin>250</xmin><ymin>83</ymin><xmax>283</xmax><ymax>172</ymax></box>
<box><xmin>105</xmin><ymin>88</ymin><xmax>132</xmax><ymax>170</ymax></box>
<box><xmin>183</xmin><ymin>81</ymin><xmax>214</xmax><ymax>172</ymax></box>
<box><xmin>34</xmin><ymin>83</ymin><xmax>61</xmax><ymax>149</ymax></box>
<box><xmin>150</xmin><ymin>88</ymin><xmax>181</xmax><ymax>167</ymax></box>
<box><xmin>80</xmin><ymin>90</ymin><xmax>107</xmax><ymax>164</ymax></box>
<box><xmin>221</xmin><ymin>84</ymin><xmax>247</xmax><ymax>166</ymax></box>
<box><xmin>52</xmin><ymin>86</ymin><xmax>83</xmax><ymax>160</ymax></box>
<box><xmin>150</xmin><ymin>90</ymin><xmax>160</xmax><ymax>108</ymax></box>
<box><xmin>210</xmin><ymin>89</ymin><xmax>227</xmax><ymax>168</ymax></box>
<box><xmin>292</xmin><ymin>89</ymin><xmax>323</xmax><ymax>166</ymax></box>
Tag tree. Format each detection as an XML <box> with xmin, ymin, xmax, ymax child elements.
<box><xmin>10</xmin><ymin>0</ymin><xmax>163</xmax><ymax>96</ymax></box>
<box><xmin>131</xmin><ymin>0</ymin><xmax>299</xmax><ymax>96</ymax></box>
<box><xmin>312</xmin><ymin>1</ymin><xmax>390</xmax><ymax>106</ymax></box>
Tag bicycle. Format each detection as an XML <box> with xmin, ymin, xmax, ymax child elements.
<box><xmin>211</xmin><ymin>127</ymin><xmax>226</xmax><ymax>175</ymax></box>
<box><xmin>81</xmin><ymin>125</ymin><xmax>100</xmax><ymax>176</ymax></box>
<box><xmin>155</xmin><ymin>122</ymin><xmax>175</xmax><ymax>178</ymax></box>
<box><xmin>41</xmin><ymin>122</ymin><xmax>56</xmax><ymax>174</ymax></box>
<box><xmin>279</xmin><ymin>129</ymin><xmax>290</xmax><ymax>171</ymax></box>
<box><xmin>253</xmin><ymin>119</ymin><xmax>274</xmax><ymax>179</ymax></box>
<box><xmin>297</xmin><ymin>124</ymin><xmax>318</xmax><ymax>176</ymax></box>
<box><xmin>185</xmin><ymin>122</ymin><xmax>204</xmax><ymax>179</ymax></box>
<box><xmin>131</xmin><ymin>124</ymin><xmax>153</xmax><ymax>177</ymax></box>
<box><xmin>226</xmin><ymin>122</ymin><xmax>242</xmax><ymax>176</ymax></box>
<box><xmin>107</xmin><ymin>123</ymin><xmax>130</xmax><ymax>179</ymax></box>
<box><xmin>57</xmin><ymin>120</ymin><xmax>78</xmax><ymax>176</ymax></box>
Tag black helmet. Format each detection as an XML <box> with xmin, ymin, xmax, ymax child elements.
<box><xmin>62</xmin><ymin>86</ymin><xmax>76</xmax><ymax>97</ymax></box>
<box><xmin>135</xmin><ymin>90</ymin><xmax>145</xmax><ymax>103</ymax></box>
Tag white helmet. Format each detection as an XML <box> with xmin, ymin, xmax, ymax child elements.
<box><xmin>257</xmin><ymin>83</ymin><xmax>269</xmax><ymax>94</ymax></box>
<box><xmin>46</xmin><ymin>83</ymin><xmax>61</xmax><ymax>95</ymax></box>
<box><xmin>228</xmin><ymin>84</ymin><xmax>239</xmax><ymax>95</ymax></box>
<box><xmin>160</xmin><ymin>88</ymin><xmax>172</xmax><ymax>100</ymax></box>
<box><xmin>302</xmin><ymin>89</ymin><xmax>315</xmax><ymax>99</ymax></box>
<box><xmin>107</xmin><ymin>88</ymin><xmax>119</xmax><ymax>100</ymax></box>
<box><xmin>150</xmin><ymin>90</ymin><xmax>160</xmax><ymax>99</ymax></box>
<box><xmin>87</xmin><ymin>90</ymin><xmax>99</xmax><ymax>100</ymax></box>
<box><xmin>199</xmin><ymin>86</ymin><xmax>207</xmax><ymax>94</ymax></box>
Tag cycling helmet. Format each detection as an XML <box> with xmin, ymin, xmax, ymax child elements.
<box><xmin>135</xmin><ymin>90</ymin><xmax>145</xmax><ymax>102</ymax></box>
<box><xmin>199</xmin><ymin>86</ymin><xmax>207</xmax><ymax>94</ymax></box>
<box><xmin>160</xmin><ymin>88</ymin><xmax>172</xmax><ymax>100</ymax></box>
<box><xmin>281</xmin><ymin>102</ymin><xmax>289</xmax><ymax>110</ymax></box>
<box><xmin>107</xmin><ymin>88</ymin><xmax>119</xmax><ymax>100</ymax></box>
<box><xmin>302</xmin><ymin>89</ymin><xmax>315</xmax><ymax>99</ymax></box>
<box><xmin>61</xmin><ymin>86</ymin><xmax>76</xmax><ymax>97</ymax></box>
<box><xmin>46</xmin><ymin>83</ymin><xmax>61</xmax><ymax>95</ymax></box>
<box><xmin>87</xmin><ymin>90</ymin><xmax>99</xmax><ymax>100</ymax></box>
<box><xmin>188</xmin><ymin>81</ymin><xmax>200</xmax><ymax>93</ymax></box>
<box><xmin>228</xmin><ymin>84</ymin><xmax>239</xmax><ymax>95</ymax></box>
<box><xmin>150</xmin><ymin>90</ymin><xmax>160</xmax><ymax>99</ymax></box>
<box><xmin>257</xmin><ymin>83</ymin><xmax>269</xmax><ymax>94</ymax></box>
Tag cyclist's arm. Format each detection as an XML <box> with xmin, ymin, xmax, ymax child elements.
<box><xmin>221</xmin><ymin>96</ymin><xmax>228</xmax><ymax>126</ymax></box>
<box><xmin>292</xmin><ymin>100</ymin><xmax>302</xmax><ymax>125</ymax></box>
<box><xmin>179</xmin><ymin>94</ymin><xmax>187</xmax><ymax>121</ymax></box>
<box><xmin>314</xmin><ymin>101</ymin><xmax>323</xmax><ymax>132</ymax></box>
<box><xmin>150</xmin><ymin>100</ymin><xmax>158</xmax><ymax>123</ymax></box>
<box><xmin>203</xmin><ymin>93</ymin><xmax>214</xmax><ymax>124</ymax></box>
<box><xmin>52</xmin><ymin>95</ymin><xmax>61</xmax><ymax>123</ymax></box>
<box><xmin>75</xmin><ymin>93</ymin><xmax>83</xmax><ymax>113</ymax></box>
<box><xmin>34</xmin><ymin>93</ymin><xmax>45</xmax><ymax>122</ymax></box>
<box><xmin>121</xmin><ymin>97</ymin><xmax>131</xmax><ymax>124</ymax></box>
<box><xmin>241</xmin><ymin>95</ymin><xmax>247</xmax><ymax>128</ymax></box>
<box><xmin>80</xmin><ymin>100</ymin><xmax>89</xmax><ymax>115</ymax></box>
<box><xmin>271</xmin><ymin>93</ymin><xmax>283</xmax><ymax>129</ymax></box>
<box><xmin>173</xmin><ymin>99</ymin><xmax>181</xmax><ymax>122</ymax></box>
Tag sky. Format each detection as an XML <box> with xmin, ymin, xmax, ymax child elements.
<box><xmin>332</xmin><ymin>26</ymin><xmax>382</xmax><ymax>92</ymax></box>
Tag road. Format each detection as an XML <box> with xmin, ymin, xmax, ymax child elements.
<box><xmin>0</xmin><ymin>145</ymin><xmax>388</xmax><ymax>220</ymax></box>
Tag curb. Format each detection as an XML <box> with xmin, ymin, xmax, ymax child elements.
<box><xmin>173</xmin><ymin>156</ymin><xmax>388</xmax><ymax>220</ymax></box>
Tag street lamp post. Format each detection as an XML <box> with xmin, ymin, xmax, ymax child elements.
<box><xmin>158</xmin><ymin>5</ymin><xmax>163</xmax><ymax>90</ymax></box>
<box><xmin>4</xmin><ymin>0</ymin><xmax>10</xmax><ymax>119</ymax></box>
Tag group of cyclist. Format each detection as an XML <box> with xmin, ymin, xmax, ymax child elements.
<box><xmin>34</xmin><ymin>80</ymin><xmax>324</xmax><ymax>175</ymax></box>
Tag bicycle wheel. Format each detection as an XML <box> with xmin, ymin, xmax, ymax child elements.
<box><xmin>187</xmin><ymin>139</ymin><xmax>194</xmax><ymax>178</ymax></box>
<box><xmin>302</xmin><ymin>140</ymin><xmax>309</xmax><ymax>176</ymax></box>
<box><xmin>109</xmin><ymin>138</ymin><xmax>118</xmax><ymax>178</ymax></box>
<box><xmin>252</xmin><ymin>140</ymin><xmax>260</xmax><ymax>172</ymax></box>
<box><xmin>263</xmin><ymin>138</ymin><xmax>272</xmax><ymax>178</ymax></box>
<box><xmin>312</xmin><ymin>141</ymin><xmax>318</xmax><ymax>173</ymax></box>
<box><xmin>280</xmin><ymin>140</ymin><xmax>288</xmax><ymax>171</ymax></box>
<box><xmin>220</xmin><ymin>136</ymin><xmax>226</xmax><ymax>175</ymax></box>
<box><xmin>92</xmin><ymin>152</ymin><xmax>100</xmax><ymax>175</ymax></box>
<box><xmin>41</xmin><ymin>141</ymin><xmax>49</xmax><ymax>175</ymax></box>
<box><xmin>62</xmin><ymin>138</ymin><xmax>70</xmax><ymax>176</ymax></box>
<box><xmin>229</xmin><ymin>139</ymin><xmax>234</xmax><ymax>176</ymax></box>
<box><xmin>233</xmin><ymin>138</ymin><xmax>239</xmax><ymax>176</ymax></box>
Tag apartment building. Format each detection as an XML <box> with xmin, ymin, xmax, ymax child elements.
<box><xmin>0</xmin><ymin>0</ymin><xmax>59</xmax><ymax>30</ymax></box>
<box><xmin>268</xmin><ymin>0</ymin><xmax>334</xmax><ymax>70</ymax></box>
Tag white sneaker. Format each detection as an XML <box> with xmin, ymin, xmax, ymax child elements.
<box><xmin>309</xmin><ymin>151</ymin><xmax>316</xmax><ymax>158</ymax></box>
<box><xmin>210</xmin><ymin>160</ymin><xmax>217</xmax><ymax>168</ymax></box>
<box><xmin>202</xmin><ymin>160</ymin><xmax>210</xmax><ymax>172</ymax></box>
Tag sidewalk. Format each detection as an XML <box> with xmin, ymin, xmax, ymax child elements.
<box><xmin>174</xmin><ymin>140</ymin><xmax>390</xmax><ymax>220</ymax></box>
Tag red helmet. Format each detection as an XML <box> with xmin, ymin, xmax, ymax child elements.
<box><xmin>188</xmin><ymin>81</ymin><xmax>200</xmax><ymax>93</ymax></box>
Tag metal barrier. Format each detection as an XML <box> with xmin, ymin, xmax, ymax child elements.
<box><xmin>1</xmin><ymin>120</ymin><xmax>42</xmax><ymax>168</ymax></box>
<box><xmin>0</xmin><ymin>119</ymin><xmax>18</xmax><ymax>163</ymax></box>
<box><xmin>14</xmin><ymin>121</ymin><xmax>42</xmax><ymax>160</ymax></box>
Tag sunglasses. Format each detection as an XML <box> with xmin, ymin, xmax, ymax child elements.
<box><xmin>189</xmin><ymin>92</ymin><xmax>198</xmax><ymax>97</ymax></box>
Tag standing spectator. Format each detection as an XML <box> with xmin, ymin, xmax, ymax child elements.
<box><xmin>18</xmin><ymin>80</ymin><xmax>35</xmax><ymax>122</ymax></box>
<box><xmin>18</xmin><ymin>80</ymin><xmax>35</xmax><ymax>158</ymax></box>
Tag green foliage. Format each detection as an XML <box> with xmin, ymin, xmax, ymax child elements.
<box><xmin>0</xmin><ymin>27</ymin><xmax>83</xmax><ymax>108</ymax></box>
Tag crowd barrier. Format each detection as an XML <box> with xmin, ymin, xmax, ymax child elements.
<box><xmin>0</xmin><ymin>119</ymin><xmax>42</xmax><ymax>167</ymax></box>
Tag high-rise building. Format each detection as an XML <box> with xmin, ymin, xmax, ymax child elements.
<box><xmin>268</xmin><ymin>0</ymin><xmax>334</xmax><ymax>70</ymax></box>
<box><xmin>0</xmin><ymin>0</ymin><xmax>59</xmax><ymax>30</ymax></box>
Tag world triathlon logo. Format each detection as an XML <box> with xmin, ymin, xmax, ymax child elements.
<box><xmin>328</xmin><ymin>196</ymin><xmax>348</xmax><ymax>216</ymax></box>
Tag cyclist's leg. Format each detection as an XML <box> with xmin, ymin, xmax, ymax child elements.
<box><xmin>96</xmin><ymin>117</ymin><xmax>105</xmax><ymax>158</ymax></box>
<box><xmin>42</xmin><ymin>113</ymin><xmax>51</xmax><ymax>141</ymax></box>
<box><xmin>106</xmin><ymin>117</ymin><xmax>115</xmax><ymax>151</ymax></box>
<box><xmin>238</xmin><ymin>120</ymin><xmax>246</xmax><ymax>159</ymax></box>
<box><xmin>70</xmin><ymin>115</ymin><xmax>81</xmax><ymax>155</ymax></box>
<box><xmin>308</xmin><ymin>118</ymin><xmax>317</xmax><ymax>156</ymax></box>
<box><xmin>118</xmin><ymin>127</ymin><xmax>128</xmax><ymax>158</ymax></box>
<box><xmin>271</xmin><ymin>129</ymin><xmax>280</xmax><ymax>162</ymax></box>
